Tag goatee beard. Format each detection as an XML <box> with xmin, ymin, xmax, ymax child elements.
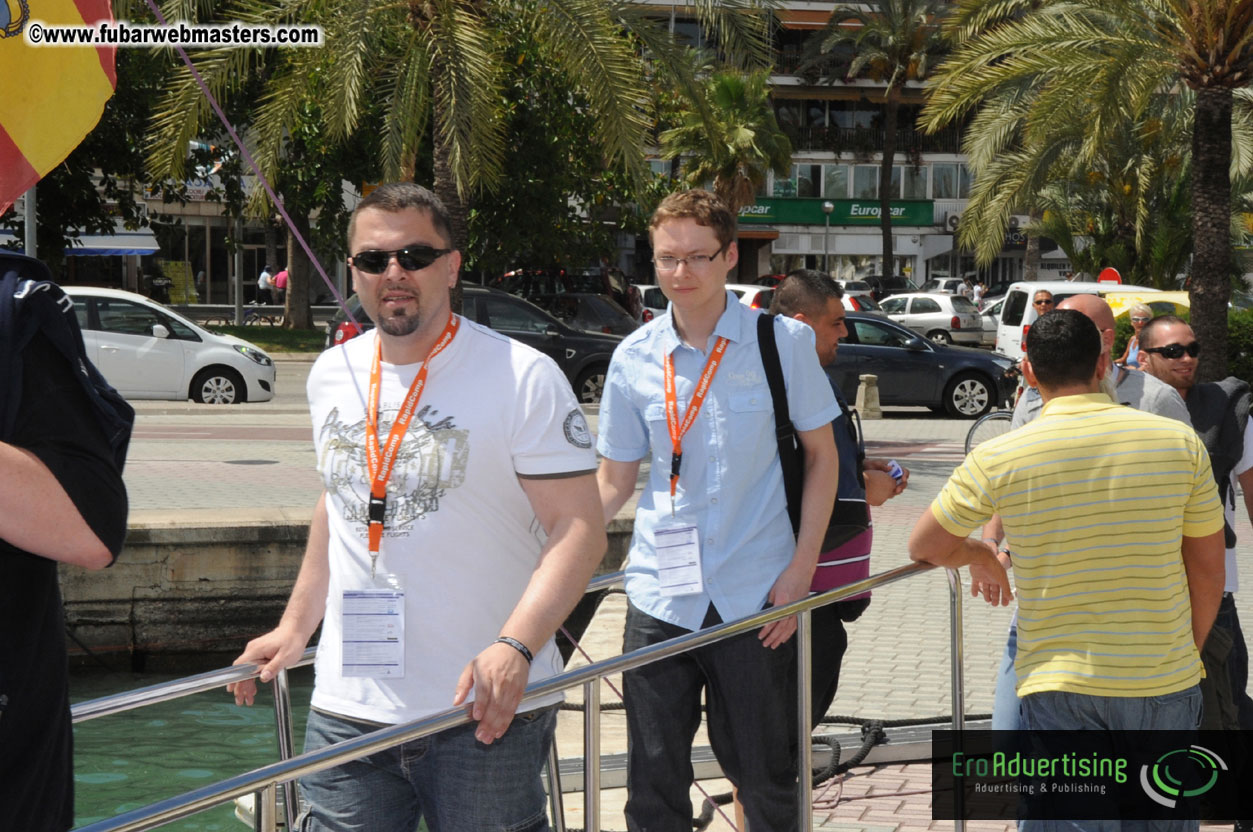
<box><xmin>379</xmin><ymin>310</ymin><xmax>423</xmax><ymax>337</ymax></box>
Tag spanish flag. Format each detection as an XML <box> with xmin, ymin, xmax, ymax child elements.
<box><xmin>0</xmin><ymin>0</ymin><xmax>117</xmax><ymax>214</ymax></box>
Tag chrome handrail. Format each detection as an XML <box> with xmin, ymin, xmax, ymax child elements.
<box><xmin>73</xmin><ymin>562</ymin><xmax>961</xmax><ymax>832</ymax></box>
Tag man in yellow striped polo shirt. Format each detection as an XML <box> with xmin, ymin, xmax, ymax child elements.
<box><xmin>910</xmin><ymin>309</ymin><xmax>1224</xmax><ymax>734</ymax></box>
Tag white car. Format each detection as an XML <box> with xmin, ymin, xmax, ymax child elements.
<box><xmin>66</xmin><ymin>287</ymin><xmax>276</xmax><ymax>404</ymax></box>
<box><xmin>633</xmin><ymin>283</ymin><xmax>668</xmax><ymax>322</ymax></box>
<box><xmin>878</xmin><ymin>292</ymin><xmax>984</xmax><ymax>346</ymax></box>
<box><xmin>994</xmin><ymin>280</ymin><xmax>1164</xmax><ymax>360</ymax></box>
<box><xmin>726</xmin><ymin>283</ymin><xmax>775</xmax><ymax>310</ymax></box>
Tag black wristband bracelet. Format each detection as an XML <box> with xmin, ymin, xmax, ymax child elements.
<box><xmin>495</xmin><ymin>636</ymin><xmax>533</xmax><ymax>664</ymax></box>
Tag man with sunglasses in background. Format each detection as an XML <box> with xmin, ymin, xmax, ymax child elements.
<box><xmin>1032</xmin><ymin>288</ymin><xmax>1054</xmax><ymax>313</ymax></box>
<box><xmin>597</xmin><ymin>190</ymin><xmax>838</xmax><ymax>831</ymax></box>
<box><xmin>228</xmin><ymin>182</ymin><xmax>606</xmax><ymax>831</ymax></box>
<box><xmin>1140</xmin><ymin>316</ymin><xmax>1253</xmax><ymax>797</ymax></box>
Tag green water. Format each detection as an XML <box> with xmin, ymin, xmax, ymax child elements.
<box><xmin>70</xmin><ymin>666</ymin><xmax>314</xmax><ymax>830</ymax></box>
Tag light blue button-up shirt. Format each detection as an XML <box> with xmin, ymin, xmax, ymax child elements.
<box><xmin>597</xmin><ymin>291</ymin><xmax>840</xmax><ymax>630</ymax></box>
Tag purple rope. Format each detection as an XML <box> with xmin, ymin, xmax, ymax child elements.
<box><xmin>141</xmin><ymin>0</ymin><xmax>356</xmax><ymax>326</ymax></box>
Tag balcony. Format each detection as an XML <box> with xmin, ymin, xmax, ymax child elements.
<box><xmin>781</xmin><ymin>125</ymin><xmax>964</xmax><ymax>156</ymax></box>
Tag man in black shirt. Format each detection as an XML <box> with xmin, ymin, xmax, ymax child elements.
<box><xmin>0</xmin><ymin>253</ymin><xmax>131</xmax><ymax>832</ymax></box>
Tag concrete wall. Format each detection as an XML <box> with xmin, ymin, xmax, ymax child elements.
<box><xmin>61</xmin><ymin>517</ymin><xmax>633</xmax><ymax>671</ymax></box>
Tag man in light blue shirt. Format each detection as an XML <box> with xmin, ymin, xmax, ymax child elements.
<box><xmin>597</xmin><ymin>190</ymin><xmax>839</xmax><ymax>831</ymax></box>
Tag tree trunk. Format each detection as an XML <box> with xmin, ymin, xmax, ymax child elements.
<box><xmin>433</xmin><ymin>132</ymin><xmax>467</xmax><ymax>314</ymax></box>
<box><xmin>879</xmin><ymin>96</ymin><xmax>898</xmax><ymax>281</ymax></box>
<box><xmin>1190</xmin><ymin>87</ymin><xmax>1233</xmax><ymax>382</ymax></box>
<box><xmin>1024</xmin><ymin>210</ymin><xmax>1041</xmax><ymax>282</ymax></box>
<box><xmin>284</xmin><ymin>212</ymin><xmax>314</xmax><ymax>329</ymax></box>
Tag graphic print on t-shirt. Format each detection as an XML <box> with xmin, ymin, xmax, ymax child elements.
<box><xmin>318</xmin><ymin>403</ymin><xmax>469</xmax><ymax>535</ymax></box>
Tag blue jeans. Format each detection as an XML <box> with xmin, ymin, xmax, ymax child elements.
<box><xmin>297</xmin><ymin>705</ymin><xmax>557</xmax><ymax>832</ymax></box>
<box><xmin>622</xmin><ymin>602</ymin><xmax>799</xmax><ymax>832</ymax></box>
<box><xmin>992</xmin><ymin>613</ymin><xmax>1021</xmax><ymax>730</ymax></box>
<box><xmin>1018</xmin><ymin>686</ymin><xmax>1202</xmax><ymax>832</ymax></box>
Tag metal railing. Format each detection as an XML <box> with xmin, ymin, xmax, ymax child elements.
<box><xmin>72</xmin><ymin>562</ymin><xmax>965</xmax><ymax>832</ymax></box>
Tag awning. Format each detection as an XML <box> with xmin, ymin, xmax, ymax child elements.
<box><xmin>0</xmin><ymin>226</ymin><xmax>161</xmax><ymax>256</ymax></box>
<box><xmin>777</xmin><ymin>9</ymin><xmax>830</xmax><ymax>29</ymax></box>
<box><xmin>738</xmin><ymin>227</ymin><xmax>780</xmax><ymax>241</ymax></box>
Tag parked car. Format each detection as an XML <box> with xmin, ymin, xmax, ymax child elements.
<box><xmin>994</xmin><ymin>281</ymin><xmax>1166</xmax><ymax>360</ymax></box>
<box><xmin>829</xmin><ymin>313</ymin><xmax>1016</xmax><ymax>418</ymax></box>
<box><xmin>67</xmin><ymin>287</ymin><xmax>275</xmax><ymax>404</ymax></box>
<box><xmin>979</xmin><ymin>296</ymin><xmax>1005</xmax><ymax>347</ymax></box>
<box><xmin>843</xmin><ymin>293</ymin><xmax>884</xmax><ymax>315</ymax></box>
<box><xmin>726</xmin><ymin>283</ymin><xmax>775</xmax><ymax>309</ymax></box>
<box><xmin>878</xmin><ymin>292</ymin><xmax>984</xmax><ymax>346</ymax></box>
<box><xmin>862</xmin><ymin>274</ymin><xmax>916</xmax><ymax>301</ymax></box>
<box><xmin>633</xmin><ymin>283</ymin><xmax>667</xmax><ymax>322</ymax></box>
<box><xmin>836</xmin><ymin>279</ymin><xmax>876</xmax><ymax>301</ymax></box>
<box><xmin>492</xmin><ymin>266</ymin><xmax>643</xmax><ymax>320</ymax></box>
<box><xmin>919</xmin><ymin>277</ymin><xmax>965</xmax><ymax>294</ymax></box>
<box><xmin>530</xmin><ymin>293</ymin><xmax>639</xmax><ymax>336</ymax></box>
<box><xmin>324</xmin><ymin>286</ymin><xmax>621</xmax><ymax>403</ymax></box>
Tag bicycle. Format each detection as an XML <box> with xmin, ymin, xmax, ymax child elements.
<box><xmin>243</xmin><ymin>302</ymin><xmax>284</xmax><ymax>326</ymax></box>
<box><xmin>964</xmin><ymin>409</ymin><xmax>1013</xmax><ymax>456</ymax></box>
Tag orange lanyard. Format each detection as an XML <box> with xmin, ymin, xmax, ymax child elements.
<box><xmin>664</xmin><ymin>336</ymin><xmax>729</xmax><ymax>514</ymax></box>
<box><xmin>365</xmin><ymin>314</ymin><xmax>459</xmax><ymax>561</ymax></box>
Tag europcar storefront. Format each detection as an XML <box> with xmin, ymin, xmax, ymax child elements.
<box><xmin>735</xmin><ymin>197</ymin><xmax>943</xmax><ymax>284</ymax></box>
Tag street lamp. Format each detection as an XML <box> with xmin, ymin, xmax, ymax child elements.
<box><xmin>822</xmin><ymin>201</ymin><xmax>835</xmax><ymax>274</ymax></box>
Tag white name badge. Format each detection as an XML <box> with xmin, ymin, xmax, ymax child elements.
<box><xmin>341</xmin><ymin>589</ymin><xmax>405</xmax><ymax>678</ymax></box>
<box><xmin>656</xmin><ymin>522</ymin><xmax>703</xmax><ymax>597</ymax></box>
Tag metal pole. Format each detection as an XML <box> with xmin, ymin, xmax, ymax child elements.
<box><xmin>234</xmin><ymin>217</ymin><xmax>245</xmax><ymax>325</ymax></box>
<box><xmin>547</xmin><ymin>739</ymin><xmax>568</xmax><ymax>832</ymax></box>
<box><xmin>583</xmin><ymin>680</ymin><xmax>601</xmax><ymax>832</ymax></box>
<box><xmin>824</xmin><ymin>215</ymin><xmax>830</xmax><ymax>274</ymax></box>
<box><xmin>24</xmin><ymin>185</ymin><xmax>36</xmax><ymax>259</ymax></box>
<box><xmin>947</xmin><ymin>568</ymin><xmax>966</xmax><ymax>832</ymax></box>
<box><xmin>797</xmin><ymin>609</ymin><xmax>814</xmax><ymax>832</ymax></box>
<box><xmin>270</xmin><ymin>669</ymin><xmax>299</xmax><ymax>830</ymax></box>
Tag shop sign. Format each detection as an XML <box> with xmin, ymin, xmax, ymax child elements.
<box><xmin>738</xmin><ymin>198</ymin><xmax>934</xmax><ymax>227</ymax></box>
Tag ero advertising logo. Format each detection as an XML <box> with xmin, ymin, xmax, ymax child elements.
<box><xmin>1140</xmin><ymin>745</ymin><xmax>1227</xmax><ymax>808</ymax></box>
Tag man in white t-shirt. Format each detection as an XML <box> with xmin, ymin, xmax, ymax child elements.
<box><xmin>256</xmin><ymin>265</ymin><xmax>273</xmax><ymax>304</ymax></box>
<box><xmin>229</xmin><ymin>183</ymin><xmax>606</xmax><ymax>831</ymax></box>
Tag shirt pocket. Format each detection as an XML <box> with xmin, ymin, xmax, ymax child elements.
<box><xmin>727</xmin><ymin>389</ymin><xmax>774</xmax><ymax>435</ymax></box>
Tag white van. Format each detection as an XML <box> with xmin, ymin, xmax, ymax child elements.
<box><xmin>993</xmin><ymin>281</ymin><xmax>1162</xmax><ymax>360</ymax></box>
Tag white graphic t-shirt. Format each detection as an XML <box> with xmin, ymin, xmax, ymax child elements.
<box><xmin>307</xmin><ymin>319</ymin><xmax>597</xmax><ymax>724</ymax></box>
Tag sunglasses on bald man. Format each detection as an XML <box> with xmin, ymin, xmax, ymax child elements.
<box><xmin>351</xmin><ymin>246</ymin><xmax>451</xmax><ymax>274</ymax></box>
<box><xmin>1142</xmin><ymin>342</ymin><xmax>1200</xmax><ymax>359</ymax></box>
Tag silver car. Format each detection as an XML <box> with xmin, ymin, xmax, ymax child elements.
<box><xmin>878</xmin><ymin>292</ymin><xmax>984</xmax><ymax>346</ymax></box>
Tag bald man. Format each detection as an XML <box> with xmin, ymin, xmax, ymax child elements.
<box><xmin>976</xmin><ymin>293</ymin><xmax>1192</xmax><ymax>730</ymax></box>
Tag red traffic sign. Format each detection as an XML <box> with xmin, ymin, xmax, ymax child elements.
<box><xmin>1097</xmin><ymin>267</ymin><xmax>1122</xmax><ymax>284</ymax></box>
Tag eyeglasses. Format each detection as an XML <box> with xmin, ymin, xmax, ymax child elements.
<box><xmin>1033</xmin><ymin>298</ymin><xmax>1054</xmax><ymax>306</ymax></box>
<box><xmin>350</xmin><ymin>246</ymin><xmax>451</xmax><ymax>274</ymax></box>
<box><xmin>653</xmin><ymin>246</ymin><xmax>726</xmax><ymax>273</ymax></box>
<box><xmin>1130</xmin><ymin>317</ymin><xmax>1151</xmax><ymax>323</ymax></box>
<box><xmin>1143</xmin><ymin>341</ymin><xmax>1200</xmax><ymax>359</ymax></box>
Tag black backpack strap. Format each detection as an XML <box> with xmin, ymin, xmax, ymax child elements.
<box><xmin>757</xmin><ymin>313</ymin><xmax>803</xmax><ymax>536</ymax></box>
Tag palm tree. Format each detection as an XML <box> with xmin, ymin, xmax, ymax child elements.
<box><xmin>801</xmin><ymin>0</ymin><xmax>948</xmax><ymax>282</ymax></box>
<box><xmin>659</xmin><ymin>69</ymin><xmax>793</xmax><ymax>212</ymax></box>
<box><xmin>147</xmin><ymin>0</ymin><xmax>774</xmax><ymax>313</ymax></box>
<box><xmin>924</xmin><ymin>0</ymin><xmax>1253</xmax><ymax>380</ymax></box>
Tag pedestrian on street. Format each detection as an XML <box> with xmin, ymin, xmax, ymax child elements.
<box><xmin>257</xmin><ymin>265</ymin><xmax>273</xmax><ymax>304</ymax></box>
<box><xmin>596</xmin><ymin>189</ymin><xmax>839</xmax><ymax>832</ymax></box>
<box><xmin>228</xmin><ymin>182</ymin><xmax>606</xmax><ymax>831</ymax></box>
<box><xmin>273</xmin><ymin>268</ymin><xmax>289</xmax><ymax>305</ymax></box>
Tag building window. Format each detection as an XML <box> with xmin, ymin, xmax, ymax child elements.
<box><xmin>796</xmin><ymin>164</ymin><xmax>822</xmax><ymax>198</ymax></box>
<box><xmin>853</xmin><ymin>165</ymin><xmax>880</xmax><ymax>199</ymax></box>
<box><xmin>775</xmin><ymin>100</ymin><xmax>804</xmax><ymax>129</ymax></box>
<box><xmin>823</xmin><ymin>164</ymin><xmax>849</xmax><ymax>198</ymax></box>
<box><xmin>899</xmin><ymin>166</ymin><xmax>928</xmax><ymax>199</ymax></box>
<box><xmin>933</xmin><ymin>163</ymin><xmax>972</xmax><ymax>199</ymax></box>
<box><xmin>806</xmin><ymin>101</ymin><xmax>827</xmax><ymax>127</ymax></box>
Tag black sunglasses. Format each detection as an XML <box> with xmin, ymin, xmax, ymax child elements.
<box><xmin>351</xmin><ymin>246</ymin><xmax>451</xmax><ymax>274</ymax></box>
<box><xmin>1033</xmin><ymin>298</ymin><xmax>1054</xmax><ymax>306</ymax></box>
<box><xmin>1143</xmin><ymin>341</ymin><xmax>1200</xmax><ymax>359</ymax></box>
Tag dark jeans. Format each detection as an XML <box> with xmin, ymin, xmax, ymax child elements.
<box><xmin>622</xmin><ymin>601</ymin><xmax>799</xmax><ymax>832</ymax></box>
<box><xmin>809</xmin><ymin>601</ymin><xmax>851</xmax><ymax>728</ymax></box>
<box><xmin>1216</xmin><ymin>592</ymin><xmax>1253</xmax><ymax>729</ymax></box>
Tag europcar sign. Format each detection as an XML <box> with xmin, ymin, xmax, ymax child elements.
<box><xmin>738</xmin><ymin>198</ymin><xmax>934</xmax><ymax>227</ymax></box>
